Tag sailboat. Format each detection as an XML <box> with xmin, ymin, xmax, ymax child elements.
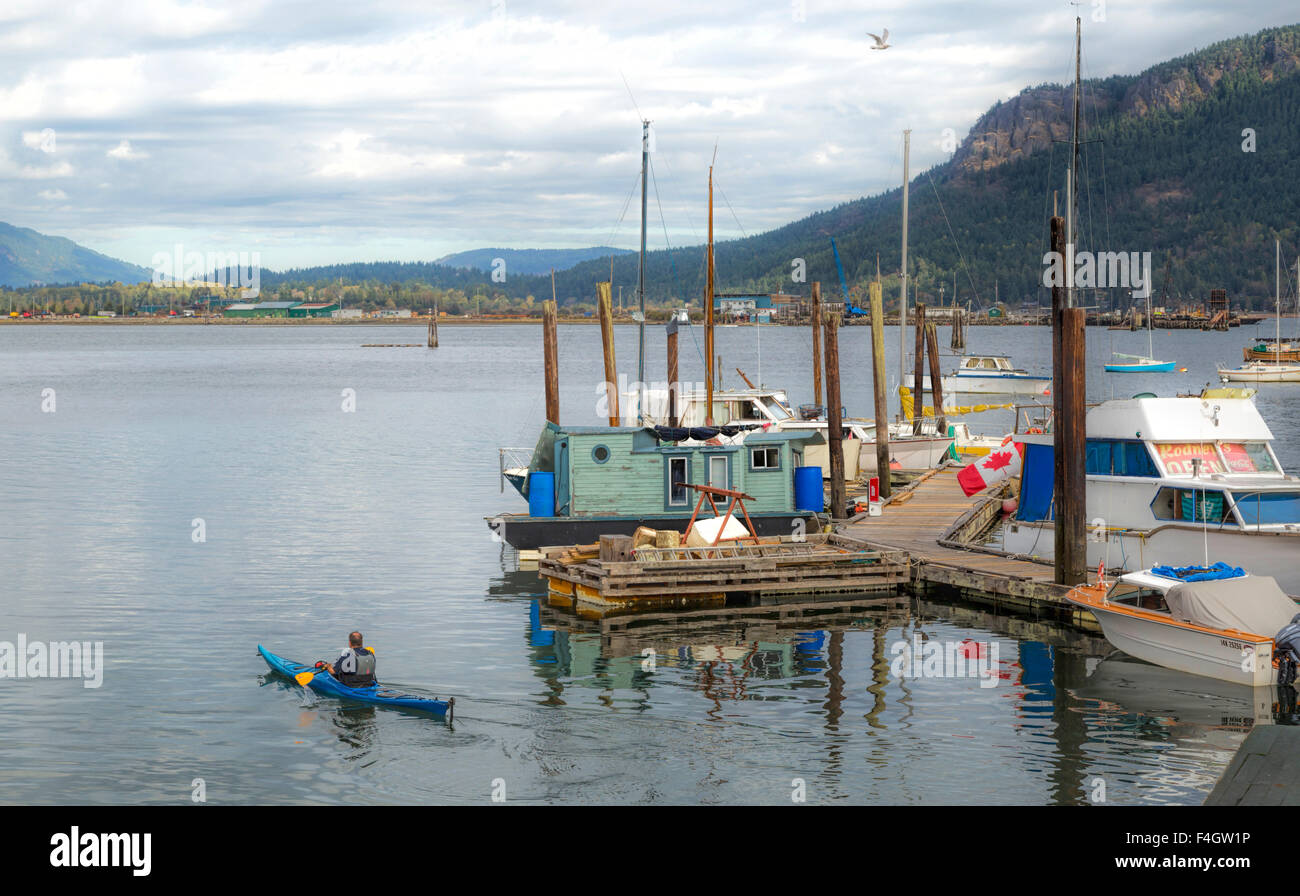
<box><xmin>1219</xmin><ymin>241</ymin><xmax>1300</xmax><ymax>383</ymax></box>
<box><xmin>1104</xmin><ymin>280</ymin><xmax>1175</xmax><ymax>372</ymax></box>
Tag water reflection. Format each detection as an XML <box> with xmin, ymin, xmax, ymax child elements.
<box><xmin>493</xmin><ymin>557</ymin><xmax>1292</xmax><ymax>803</ymax></box>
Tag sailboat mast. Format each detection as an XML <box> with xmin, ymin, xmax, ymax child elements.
<box><xmin>705</xmin><ymin>164</ymin><xmax>715</xmax><ymax>425</ymax></box>
<box><xmin>1069</xmin><ymin>15</ymin><xmax>1081</xmax><ymax>308</ymax></box>
<box><xmin>899</xmin><ymin>129</ymin><xmax>911</xmax><ymax>385</ymax></box>
<box><xmin>1277</xmin><ymin>239</ymin><xmax>1282</xmax><ymax>357</ymax></box>
<box><xmin>637</xmin><ymin>119</ymin><xmax>649</xmax><ymax>423</ymax></box>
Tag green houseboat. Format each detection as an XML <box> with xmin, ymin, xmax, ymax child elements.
<box><xmin>489</xmin><ymin>423</ymin><xmax>826</xmax><ymax>550</ymax></box>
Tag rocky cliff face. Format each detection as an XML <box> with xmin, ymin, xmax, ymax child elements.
<box><xmin>952</xmin><ymin>26</ymin><xmax>1300</xmax><ymax>174</ymax></box>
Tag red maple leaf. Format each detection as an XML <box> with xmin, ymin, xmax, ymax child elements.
<box><xmin>983</xmin><ymin>450</ymin><xmax>1013</xmax><ymax>472</ymax></box>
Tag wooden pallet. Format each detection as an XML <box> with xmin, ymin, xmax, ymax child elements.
<box><xmin>539</xmin><ymin>533</ymin><xmax>909</xmax><ymax>611</ymax></box>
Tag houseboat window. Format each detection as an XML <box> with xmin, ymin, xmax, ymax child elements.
<box><xmin>591</xmin><ymin>444</ymin><xmax>610</xmax><ymax>464</ymax></box>
<box><xmin>980</xmin><ymin>359</ymin><xmax>997</xmax><ymax>369</ymax></box>
<box><xmin>1085</xmin><ymin>439</ymin><xmax>1159</xmax><ymax>476</ymax></box>
<box><xmin>1232</xmin><ymin>492</ymin><xmax>1300</xmax><ymax>525</ymax></box>
<box><xmin>1219</xmin><ymin>442</ymin><xmax>1279</xmax><ymax>474</ymax></box>
<box><xmin>1153</xmin><ymin>443</ymin><xmax>1223</xmax><ymax>476</ymax></box>
<box><xmin>708</xmin><ymin>455</ymin><xmax>730</xmax><ymax>489</ymax></box>
<box><xmin>750</xmin><ymin>446</ymin><xmax>780</xmax><ymax>470</ymax></box>
<box><xmin>667</xmin><ymin>456</ymin><xmax>690</xmax><ymax>506</ymax></box>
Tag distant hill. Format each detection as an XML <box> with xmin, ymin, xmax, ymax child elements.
<box><xmin>0</xmin><ymin>222</ymin><xmax>149</xmax><ymax>287</ymax></box>
<box><xmin>435</xmin><ymin>247</ymin><xmax>634</xmax><ymax>276</ymax></box>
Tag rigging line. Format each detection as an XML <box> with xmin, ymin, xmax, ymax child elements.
<box><xmin>652</xmin><ymin>148</ymin><xmax>705</xmax><ymax>248</ymax></box>
<box><xmin>603</xmin><ymin>169</ymin><xmax>645</xmax><ymax>255</ymax></box>
<box><xmin>619</xmin><ymin>71</ymin><xmax>644</xmax><ymax>123</ymax></box>
<box><xmin>713</xmin><ymin>181</ymin><xmax>749</xmax><ymax>240</ymax></box>
<box><xmin>1081</xmin><ymin>41</ymin><xmax>1115</xmax><ymax>261</ymax></box>
<box><xmin>648</xmin><ymin>156</ymin><xmax>685</xmax><ymax>305</ymax></box>
<box><xmin>924</xmin><ymin>168</ymin><xmax>981</xmax><ymax>306</ymax></box>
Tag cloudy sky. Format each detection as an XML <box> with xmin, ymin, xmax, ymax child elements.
<box><xmin>0</xmin><ymin>0</ymin><xmax>1294</xmax><ymax>271</ymax></box>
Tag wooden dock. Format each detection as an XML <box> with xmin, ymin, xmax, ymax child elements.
<box><xmin>539</xmin><ymin>533</ymin><xmax>910</xmax><ymax>616</ymax></box>
<box><xmin>1204</xmin><ymin>724</ymin><xmax>1300</xmax><ymax>806</ymax></box>
<box><xmin>841</xmin><ymin>466</ymin><xmax>1097</xmax><ymax>626</ymax></box>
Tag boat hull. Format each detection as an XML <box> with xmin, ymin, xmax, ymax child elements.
<box><xmin>1077</xmin><ymin>604</ymin><xmax>1276</xmax><ymax>686</ymax></box>
<box><xmin>1104</xmin><ymin>360</ymin><xmax>1176</xmax><ymax>373</ymax></box>
<box><xmin>904</xmin><ymin>372</ymin><xmax>1050</xmax><ymax>396</ymax></box>
<box><xmin>1004</xmin><ymin>520</ymin><xmax>1300</xmax><ymax>597</ymax></box>
<box><xmin>486</xmin><ymin>511</ymin><xmax>820</xmax><ymax>551</ymax></box>
<box><xmin>1218</xmin><ymin>364</ymin><xmax>1300</xmax><ymax>383</ymax></box>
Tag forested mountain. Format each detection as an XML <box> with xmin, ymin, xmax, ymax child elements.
<box><xmin>435</xmin><ymin>247</ymin><xmax>633</xmax><ymax>275</ymax></box>
<box><xmin>0</xmin><ymin>222</ymin><xmax>148</xmax><ymax>287</ymax></box>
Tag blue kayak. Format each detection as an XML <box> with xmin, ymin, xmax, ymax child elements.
<box><xmin>258</xmin><ymin>645</ymin><xmax>453</xmax><ymax>718</ymax></box>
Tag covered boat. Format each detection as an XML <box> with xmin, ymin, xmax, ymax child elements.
<box><xmin>1067</xmin><ymin>564</ymin><xmax>1300</xmax><ymax>686</ymax></box>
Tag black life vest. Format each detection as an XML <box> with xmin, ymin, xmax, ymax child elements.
<box><xmin>337</xmin><ymin>647</ymin><xmax>376</xmax><ymax>687</ymax></box>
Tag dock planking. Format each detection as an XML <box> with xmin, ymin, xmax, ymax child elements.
<box><xmin>841</xmin><ymin>466</ymin><xmax>1098</xmax><ymax>626</ymax></box>
<box><xmin>1204</xmin><ymin>724</ymin><xmax>1300</xmax><ymax>806</ymax></box>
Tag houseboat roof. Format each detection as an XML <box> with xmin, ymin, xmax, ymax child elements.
<box><xmin>1086</xmin><ymin>397</ymin><xmax>1272</xmax><ymax>442</ymax></box>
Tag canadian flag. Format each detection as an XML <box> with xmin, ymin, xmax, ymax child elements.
<box><xmin>957</xmin><ymin>438</ymin><xmax>1025</xmax><ymax>497</ymax></box>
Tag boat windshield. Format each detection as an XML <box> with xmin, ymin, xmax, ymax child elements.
<box><xmin>1219</xmin><ymin>441</ymin><xmax>1280</xmax><ymax>474</ymax></box>
<box><xmin>1231</xmin><ymin>492</ymin><xmax>1300</xmax><ymax>525</ymax></box>
<box><xmin>761</xmin><ymin>396</ymin><xmax>793</xmax><ymax>420</ymax></box>
<box><xmin>1106</xmin><ymin>582</ymin><xmax>1171</xmax><ymax>613</ymax></box>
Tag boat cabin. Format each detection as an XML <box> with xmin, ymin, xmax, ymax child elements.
<box><xmin>957</xmin><ymin>356</ymin><xmax>1020</xmax><ymax>373</ymax></box>
<box><xmin>622</xmin><ymin>387</ymin><xmax>796</xmax><ymax>429</ymax></box>
<box><xmin>1015</xmin><ymin>396</ymin><xmax>1300</xmax><ymax>531</ymax></box>
<box><xmin>514</xmin><ymin>422</ymin><xmax>823</xmax><ymax>518</ymax></box>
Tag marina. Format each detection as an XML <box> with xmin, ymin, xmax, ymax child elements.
<box><xmin>8</xmin><ymin>0</ymin><xmax>1300</xmax><ymax>835</ymax></box>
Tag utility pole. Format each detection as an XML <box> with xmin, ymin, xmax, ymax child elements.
<box><xmin>636</xmin><ymin>119</ymin><xmax>649</xmax><ymax>423</ymax></box>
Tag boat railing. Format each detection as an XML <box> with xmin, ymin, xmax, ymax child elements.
<box><xmin>498</xmin><ymin>447</ymin><xmax>534</xmax><ymax>493</ymax></box>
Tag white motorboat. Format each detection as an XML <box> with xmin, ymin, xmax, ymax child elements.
<box><xmin>1218</xmin><ymin>360</ymin><xmax>1300</xmax><ymax>383</ymax></box>
<box><xmin>904</xmin><ymin>355</ymin><xmax>1051</xmax><ymax>397</ymax></box>
<box><xmin>1066</xmin><ymin>564</ymin><xmax>1300</xmax><ymax>686</ymax></box>
<box><xmin>1002</xmin><ymin>393</ymin><xmax>1300</xmax><ymax>595</ymax></box>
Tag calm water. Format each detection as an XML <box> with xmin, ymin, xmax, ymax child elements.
<box><xmin>3</xmin><ymin>320</ymin><xmax>1299</xmax><ymax>805</ymax></box>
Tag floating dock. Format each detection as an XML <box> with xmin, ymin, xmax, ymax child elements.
<box><xmin>539</xmin><ymin>533</ymin><xmax>909</xmax><ymax>617</ymax></box>
<box><xmin>1205</xmin><ymin>724</ymin><xmax>1300</xmax><ymax>806</ymax></box>
<box><xmin>841</xmin><ymin>466</ymin><xmax>1099</xmax><ymax>627</ymax></box>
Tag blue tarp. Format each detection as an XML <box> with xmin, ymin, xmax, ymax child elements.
<box><xmin>1150</xmin><ymin>561</ymin><xmax>1246</xmax><ymax>582</ymax></box>
<box><xmin>1018</xmin><ymin>442</ymin><xmax>1055</xmax><ymax>522</ymax></box>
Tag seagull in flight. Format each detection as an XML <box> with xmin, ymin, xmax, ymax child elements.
<box><xmin>867</xmin><ymin>29</ymin><xmax>890</xmax><ymax>50</ymax></box>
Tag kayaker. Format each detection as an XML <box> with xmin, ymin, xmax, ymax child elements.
<box><xmin>321</xmin><ymin>632</ymin><xmax>376</xmax><ymax>688</ymax></box>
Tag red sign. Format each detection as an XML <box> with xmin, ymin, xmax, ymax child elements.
<box><xmin>869</xmin><ymin>477</ymin><xmax>880</xmax><ymax>503</ymax></box>
<box><xmin>1154</xmin><ymin>442</ymin><xmax>1222</xmax><ymax>476</ymax></box>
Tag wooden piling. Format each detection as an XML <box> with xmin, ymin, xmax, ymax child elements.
<box><xmin>597</xmin><ymin>281</ymin><xmax>619</xmax><ymax>426</ymax></box>
<box><xmin>868</xmin><ymin>280</ymin><xmax>891</xmax><ymax>499</ymax></box>
<box><xmin>1050</xmin><ymin>215</ymin><xmax>1086</xmax><ymax>586</ymax></box>
<box><xmin>925</xmin><ymin>322</ymin><xmax>946</xmax><ymax>437</ymax></box>
<box><xmin>427</xmin><ymin>304</ymin><xmax>439</xmax><ymax>348</ymax></box>
<box><xmin>912</xmin><ymin>303</ymin><xmax>927</xmax><ymax>435</ymax></box>
<box><xmin>543</xmin><ymin>299</ymin><xmax>559</xmax><ymax>425</ymax></box>
<box><xmin>666</xmin><ymin>316</ymin><xmax>680</xmax><ymax>429</ymax></box>
<box><xmin>824</xmin><ymin>313</ymin><xmax>847</xmax><ymax>518</ymax></box>
<box><xmin>811</xmin><ymin>281</ymin><xmax>823</xmax><ymax>409</ymax></box>
<box><xmin>1058</xmin><ymin>306</ymin><xmax>1088</xmax><ymax>585</ymax></box>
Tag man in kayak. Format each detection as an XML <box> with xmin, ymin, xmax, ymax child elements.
<box><xmin>320</xmin><ymin>632</ymin><xmax>376</xmax><ymax>688</ymax></box>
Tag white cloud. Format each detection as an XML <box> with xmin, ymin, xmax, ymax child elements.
<box><xmin>38</xmin><ymin>188</ymin><xmax>67</xmax><ymax>200</ymax></box>
<box><xmin>107</xmin><ymin>139</ymin><xmax>147</xmax><ymax>160</ymax></box>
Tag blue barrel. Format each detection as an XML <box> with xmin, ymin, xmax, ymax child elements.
<box><xmin>528</xmin><ymin>471</ymin><xmax>556</xmax><ymax>517</ymax></box>
<box><xmin>793</xmin><ymin>466</ymin><xmax>823</xmax><ymax>512</ymax></box>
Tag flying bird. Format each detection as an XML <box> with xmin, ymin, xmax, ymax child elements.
<box><xmin>867</xmin><ymin>29</ymin><xmax>890</xmax><ymax>50</ymax></box>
